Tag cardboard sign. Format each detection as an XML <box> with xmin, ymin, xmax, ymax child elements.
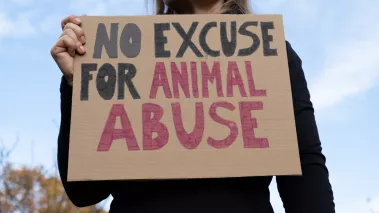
<box><xmin>68</xmin><ymin>14</ymin><xmax>301</xmax><ymax>181</ymax></box>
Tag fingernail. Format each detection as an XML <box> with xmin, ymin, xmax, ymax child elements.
<box><xmin>75</xmin><ymin>18</ymin><xmax>81</xmax><ymax>23</ymax></box>
<box><xmin>80</xmin><ymin>36</ymin><xmax>86</xmax><ymax>43</ymax></box>
<box><xmin>80</xmin><ymin>45</ymin><xmax>85</xmax><ymax>51</ymax></box>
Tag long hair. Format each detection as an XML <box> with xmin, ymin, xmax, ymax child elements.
<box><xmin>152</xmin><ymin>0</ymin><xmax>252</xmax><ymax>15</ymax></box>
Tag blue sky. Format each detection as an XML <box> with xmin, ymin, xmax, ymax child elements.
<box><xmin>1</xmin><ymin>0</ymin><xmax>379</xmax><ymax>212</ymax></box>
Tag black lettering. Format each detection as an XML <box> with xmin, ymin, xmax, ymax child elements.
<box><xmin>199</xmin><ymin>22</ymin><xmax>220</xmax><ymax>57</ymax></box>
<box><xmin>81</xmin><ymin>63</ymin><xmax>97</xmax><ymax>101</ymax></box>
<box><xmin>93</xmin><ymin>23</ymin><xmax>118</xmax><ymax>59</ymax></box>
<box><xmin>261</xmin><ymin>22</ymin><xmax>278</xmax><ymax>56</ymax></box>
<box><xmin>118</xmin><ymin>63</ymin><xmax>141</xmax><ymax>100</ymax></box>
<box><xmin>96</xmin><ymin>63</ymin><xmax>117</xmax><ymax>100</ymax></box>
<box><xmin>154</xmin><ymin>23</ymin><xmax>171</xmax><ymax>58</ymax></box>
<box><xmin>173</xmin><ymin>22</ymin><xmax>203</xmax><ymax>58</ymax></box>
<box><xmin>120</xmin><ymin>23</ymin><xmax>142</xmax><ymax>58</ymax></box>
<box><xmin>238</xmin><ymin>21</ymin><xmax>260</xmax><ymax>56</ymax></box>
<box><xmin>220</xmin><ymin>21</ymin><xmax>237</xmax><ymax>57</ymax></box>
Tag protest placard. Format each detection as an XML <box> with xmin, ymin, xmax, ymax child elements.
<box><xmin>68</xmin><ymin>14</ymin><xmax>301</xmax><ymax>181</ymax></box>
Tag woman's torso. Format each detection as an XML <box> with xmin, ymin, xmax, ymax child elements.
<box><xmin>109</xmin><ymin>176</ymin><xmax>275</xmax><ymax>213</ymax></box>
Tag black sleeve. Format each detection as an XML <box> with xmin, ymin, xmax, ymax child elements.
<box><xmin>275</xmin><ymin>42</ymin><xmax>336</xmax><ymax>213</ymax></box>
<box><xmin>57</xmin><ymin>76</ymin><xmax>111</xmax><ymax>207</ymax></box>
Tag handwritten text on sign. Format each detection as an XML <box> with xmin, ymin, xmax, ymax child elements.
<box><xmin>69</xmin><ymin>15</ymin><xmax>301</xmax><ymax>181</ymax></box>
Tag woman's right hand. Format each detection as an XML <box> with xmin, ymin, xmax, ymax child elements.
<box><xmin>51</xmin><ymin>15</ymin><xmax>87</xmax><ymax>86</ymax></box>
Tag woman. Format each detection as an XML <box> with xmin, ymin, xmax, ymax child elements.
<box><xmin>51</xmin><ymin>0</ymin><xmax>336</xmax><ymax>212</ymax></box>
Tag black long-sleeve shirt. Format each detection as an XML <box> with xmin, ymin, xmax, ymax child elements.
<box><xmin>57</xmin><ymin>18</ymin><xmax>335</xmax><ymax>213</ymax></box>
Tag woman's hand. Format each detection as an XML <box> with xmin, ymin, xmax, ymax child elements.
<box><xmin>51</xmin><ymin>15</ymin><xmax>86</xmax><ymax>86</ymax></box>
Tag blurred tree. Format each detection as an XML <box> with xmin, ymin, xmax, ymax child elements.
<box><xmin>0</xmin><ymin>140</ymin><xmax>108</xmax><ymax>213</ymax></box>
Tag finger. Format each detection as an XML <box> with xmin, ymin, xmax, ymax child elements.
<box><xmin>53</xmin><ymin>35</ymin><xmax>76</xmax><ymax>58</ymax></box>
<box><xmin>76</xmin><ymin>43</ymin><xmax>86</xmax><ymax>55</ymax></box>
<box><xmin>60</xmin><ymin>29</ymin><xmax>86</xmax><ymax>55</ymax></box>
<box><xmin>63</xmin><ymin>22</ymin><xmax>86</xmax><ymax>44</ymax></box>
<box><xmin>61</xmin><ymin>15</ymin><xmax>81</xmax><ymax>30</ymax></box>
<box><xmin>61</xmin><ymin>28</ymin><xmax>79</xmax><ymax>46</ymax></box>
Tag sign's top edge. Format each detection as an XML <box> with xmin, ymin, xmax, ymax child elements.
<box><xmin>80</xmin><ymin>14</ymin><xmax>283</xmax><ymax>18</ymax></box>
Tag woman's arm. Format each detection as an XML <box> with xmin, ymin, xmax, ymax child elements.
<box><xmin>58</xmin><ymin>76</ymin><xmax>111</xmax><ymax>207</ymax></box>
<box><xmin>276</xmin><ymin>42</ymin><xmax>336</xmax><ymax>213</ymax></box>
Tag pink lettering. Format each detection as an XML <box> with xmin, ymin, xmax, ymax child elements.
<box><xmin>172</xmin><ymin>102</ymin><xmax>205</xmax><ymax>149</ymax></box>
<box><xmin>149</xmin><ymin>62</ymin><xmax>172</xmax><ymax>99</ymax></box>
<box><xmin>171</xmin><ymin>62</ymin><xmax>190</xmax><ymax>99</ymax></box>
<box><xmin>190</xmin><ymin>61</ymin><xmax>199</xmax><ymax>98</ymax></box>
<box><xmin>245</xmin><ymin>61</ymin><xmax>266</xmax><ymax>96</ymax></box>
<box><xmin>208</xmin><ymin>102</ymin><xmax>238</xmax><ymax>149</ymax></box>
<box><xmin>227</xmin><ymin>61</ymin><xmax>248</xmax><ymax>97</ymax></box>
<box><xmin>239</xmin><ymin>101</ymin><xmax>269</xmax><ymax>148</ymax></box>
<box><xmin>142</xmin><ymin>103</ymin><xmax>169</xmax><ymax>150</ymax></box>
<box><xmin>201</xmin><ymin>61</ymin><xmax>224</xmax><ymax>98</ymax></box>
<box><xmin>97</xmin><ymin>104</ymin><xmax>140</xmax><ymax>152</ymax></box>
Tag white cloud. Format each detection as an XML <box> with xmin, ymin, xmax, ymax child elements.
<box><xmin>253</xmin><ymin>0</ymin><xmax>379</xmax><ymax>112</ymax></box>
<box><xmin>71</xmin><ymin>0</ymin><xmax>108</xmax><ymax>15</ymax></box>
<box><xmin>368</xmin><ymin>197</ymin><xmax>379</xmax><ymax>212</ymax></box>
<box><xmin>11</xmin><ymin>0</ymin><xmax>34</xmax><ymax>6</ymax></box>
<box><xmin>334</xmin><ymin>197</ymin><xmax>379</xmax><ymax>213</ymax></box>
<box><xmin>309</xmin><ymin>27</ymin><xmax>379</xmax><ymax>110</ymax></box>
<box><xmin>253</xmin><ymin>0</ymin><xmax>320</xmax><ymax>21</ymax></box>
<box><xmin>68</xmin><ymin>0</ymin><xmax>146</xmax><ymax>16</ymax></box>
<box><xmin>0</xmin><ymin>13</ymin><xmax>36</xmax><ymax>38</ymax></box>
<box><xmin>40</xmin><ymin>14</ymin><xmax>62</xmax><ymax>35</ymax></box>
<box><xmin>254</xmin><ymin>0</ymin><xmax>379</xmax><ymax>111</ymax></box>
<box><xmin>272</xmin><ymin>0</ymin><xmax>379</xmax><ymax>111</ymax></box>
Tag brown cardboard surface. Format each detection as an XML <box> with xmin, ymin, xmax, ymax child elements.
<box><xmin>68</xmin><ymin>14</ymin><xmax>301</xmax><ymax>181</ymax></box>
